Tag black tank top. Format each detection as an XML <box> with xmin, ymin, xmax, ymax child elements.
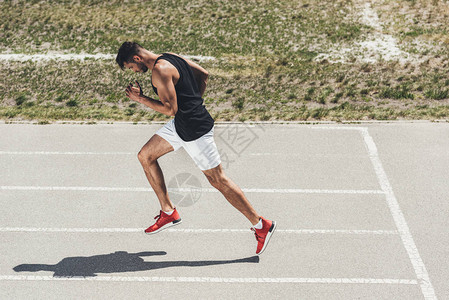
<box><xmin>151</xmin><ymin>53</ymin><xmax>214</xmax><ymax>141</ymax></box>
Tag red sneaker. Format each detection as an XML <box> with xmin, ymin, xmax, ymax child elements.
<box><xmin>144</xmin><ymin>208</ymin><xmax>182</xmax><ymax>234</ymax></box>
<box><xmin>251</xmin><ymin>217</ymin><xmax>276</xmax><ymax>255</ymax></box>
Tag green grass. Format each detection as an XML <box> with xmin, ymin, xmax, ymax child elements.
<box><xmin>1</xmin><ymin>0</ymin><xmax>449</xmax><ymax>122</ymax></box>
<box><xmin>379</xmin><ymin>84</ymin><xmax>415</xmax><ymax>100</ymax></box>
<box><xmin>375</xmin><ymin>0</ymin><xmax>449</xmax><ymax>45</ymax></box>
<box><xmin>1</xmin><ymin>56</ymin><xmax>449</xmax><ymax>122</ymax></box>
<box><xmin>0</xmin><ymin>0</ymin><xmax>364</xmax><ymax>56</ymax></box>
<box><xmin>425</xmin><ymin>88</ymin><xmax>449</xmax><ymax>100</ymax></box>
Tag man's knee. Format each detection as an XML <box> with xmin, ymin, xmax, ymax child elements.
<box><xmin>138</xmin><ymin>147</ymin><xmax>156</xmax><ymax>164</ymax></box>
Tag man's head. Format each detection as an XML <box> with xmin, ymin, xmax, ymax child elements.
<box><xmin>116</xmin><ymin>42</ymin><xmax>148</xmax><ymax>73</ymax></box>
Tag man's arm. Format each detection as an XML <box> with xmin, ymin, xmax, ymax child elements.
<box><xmin>184</xmin><ymin>57</ymin><xmax>208</xmax><ymax>97</ymax></box>
<box><xmin>125</xmin><ymin>78</ymin><xmax>177</xmax><ymax>116</ymax></box>
<box><xmin>168</xmin><ymin>53</ymin><xmax>208</xmax><ymax>97</ymax></box>
<box><xmin>153</xmin><ymin>68</ymin><xmax>178</xmax><ymax>116</ymax></box>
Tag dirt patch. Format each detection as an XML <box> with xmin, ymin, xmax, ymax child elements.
<box><xmin>314</xmin><ymin>1</ymin><xmax>438</xmax><ymax>64</ymax></box>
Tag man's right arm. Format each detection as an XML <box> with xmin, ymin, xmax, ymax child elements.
<box><xmin>125</xmin><ymin>79</ymin><xmax>176</xmax><ymax>117</ymax></box>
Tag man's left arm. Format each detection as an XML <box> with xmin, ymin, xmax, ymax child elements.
<box><xmin>182</xmin><ymin>57</ymin><xmax>209</xmax><ymax>97</ymax></box>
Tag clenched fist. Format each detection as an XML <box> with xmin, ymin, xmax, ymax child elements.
<box><xmin>125</xmin><ymin>81</ymin><xmax>143</xmax><ymax>102</ymax></box>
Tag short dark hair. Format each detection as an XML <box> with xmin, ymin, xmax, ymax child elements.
<box><xmin>116</xmin><ymin>42</ymin><xmax>143</xmax><ymax>70</ymax></box>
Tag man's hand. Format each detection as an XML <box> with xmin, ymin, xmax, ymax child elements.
<box><xmin>125</xmin><ymin>81</ymin><xmax>143</xmax><ymax>102</ymax></box>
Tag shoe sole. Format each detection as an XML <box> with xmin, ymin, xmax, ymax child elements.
<box><xmin>257</xmin><ymin>221</ymin><xmax>276</xmax><ymax>255</ymax></box>
<box><xmin>144</xmin><ymin>218</ymin><xmax>182</xmax><ymax>235</ymax></box>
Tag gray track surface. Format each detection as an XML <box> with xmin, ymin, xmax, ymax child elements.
<box><xmin>0</xmin><ymin>122</ymin><xmax>448</xmax><ymax>299</ymax></box>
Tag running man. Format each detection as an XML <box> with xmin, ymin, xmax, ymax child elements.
<box><xmin>116</xmin><ymin>42</ymin><xmax>276</xmax><ymax>255</ymax></box>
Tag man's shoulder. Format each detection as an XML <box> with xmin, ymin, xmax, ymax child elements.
<box><xmin>153</xmin><ymin>57</ymin><xmax>181</xmax><ymax>85</ymax></box>
<box><xmin>153</xmin><ymin>59</ymin><xmax>177</xmax><ymax>78</ymax></box>
<box><xmin>165</xmin><ymin>52</ymin><xmax>182</xmax><ymax>59</ymax></box>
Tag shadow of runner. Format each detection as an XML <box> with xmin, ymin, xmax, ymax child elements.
<box><xmin>13</xmin><ymin>251</ymin><xmax>259</xmax><ymax>277</ymax></box>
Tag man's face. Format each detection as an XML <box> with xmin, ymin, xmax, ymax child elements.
<box><xmin>124</xmin><ymin>58</ymin><xmax>148</xmax><ymax>73</ymax></box>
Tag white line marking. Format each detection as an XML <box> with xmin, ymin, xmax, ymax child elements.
<box><xmin>0</xmin><ymin>151</ymin><xmax>133</xmax><ymax>155</ymax></box>
<box><xmin>214</xmin><ymin>124</ymin><xmax>257</xmax><ymax>128</ymax></box>
<box><xmin>276</xmin><ymin>229</ymin><xmax>398</xmax><ymax>235</ymax></box>
<box><xmin>0</xmin><ymin>186</ymin><xmax>385</xmax><ymax>195</ymax></box>
<box><xmin>360</xmin><ymin>128</ymin><xmax>437</xmax><ymax>299</ymax></box>
<box><xmin>234</xmin><ymin>188</ymin><xmax>384</xmax><ymax>194</ymax></box>
<box><xmin>0</xmin><ymin>275</ymin><xmax>418</xmax><ymax>285</ymax></box>
<box><xmin>310</xmin><ymin>126</ymin><xmax>368</xmax><ymax>131</ymax></box>
<box><xmin>0</xmin><ymin>227</ymin><xmax>398</xmax><ymax>235</ymax></box>
<box><xmin>0</xmin><ymin>151</ymin><xmax>351</xmax><ymax>157</ymax></box>
<box><xmin>0</xmin><ymin>53</ymin><xmax>215</xmax><ymax>62</ymax></box>
<box><xmin>0</xmin><ymin>53</ymin><xmax>115</xmax><ymax>61</ymax></box>
<box><xmin>183</xmin><ymin>55</ymin><xmax>216</xmax><ymax>62</ymax></box>
<box><xmin>0</xmin><ymin>186</ymin><xmax>149</xmax><ymax>192</ymax></box>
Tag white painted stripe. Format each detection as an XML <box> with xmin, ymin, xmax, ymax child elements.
<box><xmin>214</xmin><ymin>124</ymin><xmax>257</xmax><ymax>128</ymax></box>
<box><xmin>0</xmin><ymin>227</ymin><xmax>398</xmax><ymax>235</ymax></box>
<box><xmin>360</xmin><ymin>128</ymin><xmax>437</xmax><ymax>299</ymax></box>
<box><xmin>0</xmin><ymin>275</ymin><xmax>418</xmax><ymax>285</ymax></box>
<box><xmin>0</xmin><ymin>151</ymin><xmax>133</xmax><ymax>155</ymax></box>
<box><xmin>0</xmin><ymin>53</ymin><xmax>215</xmax><ymax>62</ymax></box>
<box><xmin>0</xmin><ymin>53</ymin><xmax>114</xmax><ymax>61</ymax></box>
<box><xmin>184</xmin><ymin>55</ymin><xmax>216</xmax><ymax>62</ymax></box>
<box><xmin>1</xmin><ymin>186</ymin><xmax>151</xmax><ymax>192</ymax></box>
<box><xmin>0</xmin><ymin>151</ymin><xmax>352</xmax><ymax>157</ymax></box>
<box><xmin>1</xmin><ymin>151</ymin><xmax>269</xmax><ymax>156</ymax></box>
<box><xmin>0</xmin><ymin>186</ymin><xmax>385</xmax><ymax>195</ymax></box>
<box><xmin>277</xmin><ymin>229</ymin><xmax>398</xmax><ymax>235</ymax></box>
<box><xmin>236</xmin><ymin>188</ymin><xmax>384</xmax><ymax>194</ymax></box>
<box><xmin>310</xmin><ymin>126</ymin><xmax>369</xmax><ymax>131</ymax></box>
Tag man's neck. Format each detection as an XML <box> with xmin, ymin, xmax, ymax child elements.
<box><xmin>140</xmin><ymin>49</ymin><xmax>160</xmax><ymax>71</ymax></box>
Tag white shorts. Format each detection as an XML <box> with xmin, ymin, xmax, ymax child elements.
<box><xmin>155</xmin><ymin>119</ymin><xmax>221</xmax><ymax>171</ymax></box>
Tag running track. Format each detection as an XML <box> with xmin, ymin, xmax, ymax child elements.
<box><xmin>1</xmin><ymin>121</ymin><xmax>448</xmax><ymax>299</ymax></box>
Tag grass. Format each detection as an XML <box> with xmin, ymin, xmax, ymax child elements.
<box><xmin>0</xmin><ymin>0</ymin><xmax>364</xmax><ymax>56</ymax></box>
<box><xmin>1</xmin><ymin>0</ymin><xmax>449</xmax><ymax>122</ymax></box>
<box><xmin>379</xmin><ymin>84</ymin><xmax>415</xmax><ymax>100</ymax></box>
<box><xmin>425</xmin><ymin>88</ymin><xmax>449</xmax><ymax>100</ymax></box>
<box><xmin>1</xmin><ymin>56</ymin><xmax>449</xmax><ymax>122</ymax></box>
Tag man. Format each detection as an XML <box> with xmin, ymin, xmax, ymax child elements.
<box><xmin>116</xmin><ymin>42</ymin><xmax>276</xmax><ymax>255</ymax></box>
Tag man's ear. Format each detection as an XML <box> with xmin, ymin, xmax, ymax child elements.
<box><xmin>133</xmin><ymin>55</ymin><xmax>142</xmax><ymax>62</ymax></box>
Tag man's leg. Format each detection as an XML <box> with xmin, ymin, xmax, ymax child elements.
<box><xmin>138</xmin><ymin>134</ymin><xmax>175</xmax><ymax>212</ymax></box>
<box><xmin>202</xmin><ymin>164</ymin><xmax>260</xmax><ymax>226</ymax></box>
<box><xmin>203</xmin><ymin>163</ymin><xmax>276</xmax><ymax>255</ymax></box>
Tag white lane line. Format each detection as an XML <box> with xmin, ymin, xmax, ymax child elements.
<box><xmin>235</xmin><ymin>188</ymin><xmax>383</xmax><ymax>194</ymax></box>
<box><xmin>0</xmin><ymin>228</ymin><xmax>398</xmax><ymax>235</ymax></box>
<box><xmin>0</xmin><ymin>151</ymin><xmax>355</xmax><ymax>157</ymax></box>
<box><xmin>310</xmin><ymin>126</ymin><xmax>368</xmax><ymax>131</ymax></box>
<box><xmin>0</xmin><ymin>151</ymin><xmax>133</xmax><ymax>155</ymax></box>
<box><xmin>184</xmin><ymin>55</ymin><xmax>216</xmax><ymax>62</ymax></box>
<box><xmin>0</xmin><ymin>186</ymin><xmax>385</xmax><ymax>194</ymax></box>
<box><xmin>276</xmin><ymin>229</ymin><xmax>398</xmax><ymax>235</ymax></box>
<box><xmin>0</xmin><ymin>151</ymin><xmax>347</xmax><ymax>156</ymax></box>
<box><xmin>360</xmin><ymin>128</ymin><xmax>437</xmax><ymax>299</ymax></box>
<box><xmin>0</xmin><ymin>275</ymin><xmax>418</xmax><ymax>285</ymax></box>
<box><xmin>0</xmin><ymin>53</ymin><xmax>114</xmax><ymax>61</ymax></box>
<box><xmin>0</xmin><ymin>53</ymin><xmax>215</xmax><ymax>62</ymax></box>
<box><xmin>0</xmin><ymin>186</ymin><xmax>149</xmax><ymax>192</ymax></box>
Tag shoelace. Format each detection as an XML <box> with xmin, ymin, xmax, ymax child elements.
<box><xmin>154</xmin><ymin>214</ymin><xmax>162</xmax><ymax>224</ymax></box>
<box><xmin>251</xmin><ymin>228</ymin><xmax>262</xmax><ymax>241</ymax></box>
